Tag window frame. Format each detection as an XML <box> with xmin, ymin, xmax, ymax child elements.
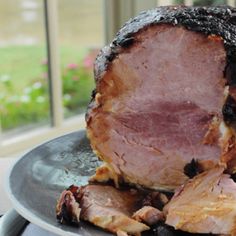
<box><xmin>0</xmin><ymin>0</ymin><xmax>235</xmax><ymax>157</ymax></box>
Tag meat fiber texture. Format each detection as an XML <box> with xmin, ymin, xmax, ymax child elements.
<box><xmin>164</xmin><ymin>167</ymin><xmax>236</xmax><ymax>235</ymax></box>
<box><xmin>56</xmin><ymin>185</ymin><xmax>154</xmax><ymax>235</ymax></box>
<box><xmin>86</xmin><ymin>5</ymin><xmax>236</xmax><ymax>191</ymax></box>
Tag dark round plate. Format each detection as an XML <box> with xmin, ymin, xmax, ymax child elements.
<box><xmin>5</xmin><ymin>130</ymin><xmax>112</xmax><ymax>236</ymax></box>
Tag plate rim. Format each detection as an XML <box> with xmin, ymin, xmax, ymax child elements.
<box><xmin>4</xmin><ymin>130</ymin><xmax>86</xmax><ymax>236</ymax></box>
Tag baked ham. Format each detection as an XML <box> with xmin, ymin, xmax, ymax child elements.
<box><xmin>57</xmin><ymin>5</ymin><xmax>236</xmax><ymax>236</ymax></box>
<box><xmin>164</xmin><ymin>167</ymin><xmax>236</xmax><ymax>235</ymax></box>
<box><xmin>56</xmin><ymin>185</ymin><xmax>151</xmax><ymax>235</ymax></box>
<box><xmin>86</xmin><ymin>6</ymin><xmax>236</xmax><ymax>191</ymax></box>
<box><xmin>132</xmin><ymin>206</ymin><xmax>165</xmax><ymax>226</ymax></box>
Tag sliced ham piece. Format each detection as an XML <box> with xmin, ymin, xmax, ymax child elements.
<box><xmin>164</xmin><ymin>167</ymin><xmax>236</xmax><ymax>235</ymax></box>
<box><xmin>79</xmin><ymin>185</ymin><xmax>149</xmax><ymax>235</ymax></box>
<box><xmin>132</xmin><ymin>206</ymin><xmax>165</xmax><ymax>225</ymax></box>
<box><xmin>57</xmin><ymin>185</ymin><xmax>150</xmax><ymax>235</ymax></box>
<box><xmin>86</xmin><ymin>6</ymin><xmax>236</xmax><ymax>190</ymax></box>
<box><xmin>56</xmin><ymin>186</ymin><xmax>81</xmax><ymax>224</ymax></box>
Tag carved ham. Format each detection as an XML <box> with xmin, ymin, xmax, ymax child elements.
<box><xmin>57</xmin><ymin>5</ymin><xmax>236</xmax><ymax>236</ymax></box>
<box><xmin>132</xmin><ymin>206</ymin><xmax>165</xmax><ymax>226</ymax></box>
<box><xmin>56</xmin><ymin>185</ymin><xmax>150</xmax><ymax>235</ymax></box>
<box><xmin>86</xmin><ymin>6</ymin><xmax>236</xmax><ymax>190</ymax></box>
<box><xmin>164</xmin><ymin>167</ymin><xmax>236</xmax><ymax>235</ymax></box>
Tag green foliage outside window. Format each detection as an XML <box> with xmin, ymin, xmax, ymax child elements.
<box><xmin>193</xmin><ymin>0</ymin><xmax>226</xmax><ymax>6</ymax></box>
<box><xmin>174</xmin><ymin>0</ymin><xmax>227</xmax><ymax>5</ymax></box>
<box><xmin>0</xmin><ymin>51</ymin><xmax>95</xmax><ymax>131</ymax></box>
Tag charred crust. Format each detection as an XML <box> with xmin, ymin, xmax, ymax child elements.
<box><xmin>223</xmin><ymin>95</ymin><xmax>236</xmax><ymax>125</ymax></box>
<box><xmin>85</xmin><ymin>89</ymin><xmax>97</xmax><ymax>122</ymax></box>
<box><xmin>225</xmin><ymin>50</ymin><xmax>236</xmax><ymax>86</ymax></box>
<box><xmin>184</xmin><ymin>159</ymin><xmax>200</xmax><ymax>179</ymax></box>
<box><xmin>142</xmin><ymin>192</ymin><xmax>170</xmax><ymax>211</ymax></box>
<box><xmin>142</xmin><ymin>222</ymin><xmax>176</xmax><ymax>236</ymax></box>
<box><xmin>94</xmin><ymin>6</ymin><xmax>236</xmax><ymax>82</ymax></box>
<box><xmin>57</xmin><ymin>203</ymin><xmax>73</xmax><ymax>224</ymax></box>
<box><xmin>117</xmin><ymin>37</ymin><xmax>135</xmax><ymax>48</ymax></box>
<box><xmin>228</xmin><ymin>13</ymin><xmax>236</xmax><ymax>24</ymax></box>
<box><xmin>143</xmin><ymin>222</ymin><xmax>211</xmax><ymax>236</ymax></box>
<box><xmin>231</xmin><ymin>172</ymin><xmax>236</xmax><ymax>182</ymax></box>
<box><xmin>91</xmin><ymin>89</ymin><xmax>97</xmax><ymax>99</ymax></box>
<box><xmin>56</xmin><ymin>202</ymin><xmax>79</xmax><ymax>226</ymax></box>
<box><xmin>57</xmin><ymin>186</ymin><xmax>82</xmax><ymax>225</ymax></box>
<box><xmin>89</xmin><ymin>6</ymin><xmax>236</xmax><ymax>126</ymax></box>
<box><xmin>66</xmin><ymin>185</ymin><xmax>79</xmax><ymax>198</ymax></box>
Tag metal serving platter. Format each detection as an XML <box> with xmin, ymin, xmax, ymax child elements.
<box><xmin>5</xmin><ymin>130</ymin><xmax>111</xmax><ymax>236</ymax></box>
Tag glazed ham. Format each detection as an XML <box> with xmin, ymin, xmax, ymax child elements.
<box><xmin>164</xmin><ymin>167</ymin><xmax>236</xmax><ymax>235</ymax></box>
<box><xmin>79</xmin><ymin>185</ymin><xmax>150</xmax><ymax>235</ymax></box>
<box><xmin>57</xmin><ymin>185</ymin><xmax>150</xmax><ymax>235</ymax></box>
<box><xmin>86</xmin><ymin>6</ymin><xmax>236</xmax><ymax>190</ymax></box>
<box><xmin>57</xmin><ymin>5</ymin><xmax>236</xmax><ymax>236</ymax></box>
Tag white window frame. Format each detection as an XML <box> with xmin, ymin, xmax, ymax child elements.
<box><xmin>0</xmin><ymin>0</ymin><xmax>235</xmax><ymax>157</ymax></box>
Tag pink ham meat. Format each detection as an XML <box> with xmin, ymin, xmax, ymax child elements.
<box><xmin>87</xmin><ymin>24</ymin><xmax>226</xmax><ymax>190</ymax></box>
<box><xmin>56</xmin><ymin>185</ymin><xmax>150</xmax><ymax>235</ymax></box>
<box><xmin>164</xmin><ymin>167</ymin><xmax>236</xmax><ymax>235</ymax></box>
<box><xmin>79</xmin><ymin>185</ymin><xmax>150</xmax><ymax>234</ymax></box>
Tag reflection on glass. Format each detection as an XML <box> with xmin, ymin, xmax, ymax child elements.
<box><xmin>58</xmin><ymin>0</ymin><xmax>104</xmax><ymax>117</ymax></box>
<box><xmin>0</xmin><ymin>0</ymin><xmax>50</xmax><ymax>133</ymax></box>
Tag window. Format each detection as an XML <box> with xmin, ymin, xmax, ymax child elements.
<box><xmin>0</xmin><ymin>0</ymin><xmax>50</xmax><ymax>135</ymax></box>
<box><xmin>0</xmin><ymin>0</ymin><xmax>104</xmax><ymax>156</ymax></box>
<box><xmin>58</xmin><ymin>0</ymin><xmax>104</xmax><ymax>117</ymax></box>
<box><xmin>193</xmin><ymin>0</ymin><xmax>227</xmax><ymax>5</ymax></box>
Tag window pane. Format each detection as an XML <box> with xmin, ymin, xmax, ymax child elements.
<box><xmin>0</xmin><ymin>0</ymin><xmax>50</xmax><ymax>134</ymax></box>
<box><xmin>58</xmin><ymin>0</ymin><xmax>104</xmax><ymax>117</ymax></box>
<box><xmin>193</xmin><ymin>0</ymin><xmax>226</xmax><ymax>5</ymax></box>
<box><xmin>174</xmin><ymin>0</ymin><xmax>185</xmax><ymax>4</ymax></box>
